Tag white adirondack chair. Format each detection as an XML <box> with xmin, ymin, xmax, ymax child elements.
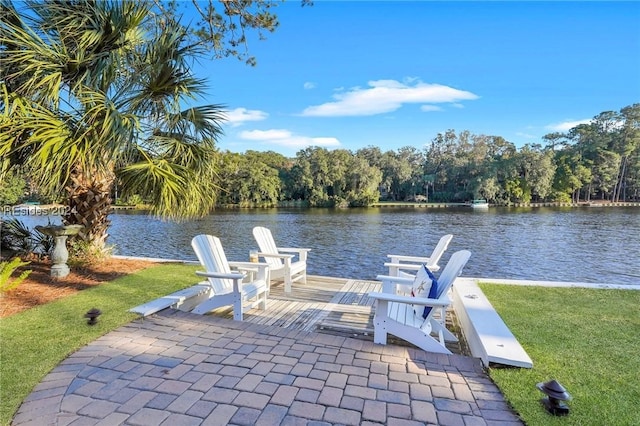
<box><xmin>252</xmin><ymin>226</ymin><xmax>310</xmax><ymax>294</ymax></box>
<box><xmin>369</xmin><ymin>250</ymin><xmax>471</xmax><ymax>354</ymax></box>
<box><xmin>385</xmin><ymin>234</ymin><xmax>453</xmax><ymax>275</ymax></box>
<box><xmin>191</xmin><ymin>234</ymin><xmax>269</xmax><ymax>320</ymax></box>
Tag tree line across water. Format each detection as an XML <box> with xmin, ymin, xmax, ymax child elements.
<box><xmin>211</xmin><ymin>103</ymin><xmax>640</xmax><ymax>207</ymax></box>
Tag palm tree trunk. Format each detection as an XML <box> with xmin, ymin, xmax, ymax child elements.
<box><xmin>62</xmin><ymin>169</ymin><xmax>114</xmax><ymax>253</ymax></box>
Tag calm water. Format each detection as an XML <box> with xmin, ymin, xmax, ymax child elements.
<box><xmin>4</xmin><ymin>207</ymin><xmax>640</xmax><ymax>284</ymax></box>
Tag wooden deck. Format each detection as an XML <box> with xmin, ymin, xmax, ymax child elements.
<box><xmin>205</xmin><ymin>275</ymin><xmax>379</xmax><ymax>333</ymax></box>
<box><xmin>205</xmin><ymin>275</ymin><xmax>464</xmax><ymax>353</ymax></box>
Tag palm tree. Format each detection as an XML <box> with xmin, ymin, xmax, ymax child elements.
<box><xmin>1</xmin><ymin>0</ymin><xmax>224</xmax><ymax>252</ymax></box>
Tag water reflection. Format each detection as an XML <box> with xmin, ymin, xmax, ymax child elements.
<box><xmin>3</xmin><ymin>207</ymin><xmax>639</xmax><ymax>285</ymax></box>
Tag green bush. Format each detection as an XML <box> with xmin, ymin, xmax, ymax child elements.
<box><xmin>0</xmin><ymin>258</ymin><xmax>31</xmax><ymax>294</ymax></box>
<box><xmin>0</xmin><ymin>218</ymin><xmax>53</xmax><ymax>258</ymax></box>
<box><xmin>68</xmin><ymin>239</ymin><xmax>114</xmax><ymax>266</ymax></box>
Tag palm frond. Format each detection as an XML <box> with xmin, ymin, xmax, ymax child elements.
<box><xmin>117</xmin><ymin>148</ymin><xmax>217</xmax><ymax>219</ymax></box>
<box><xmin>0</xmin><ymin>218</ymin><xmax>35</xmax><ymax>256</ymax></box>
<box><xmin>152</xmin><ymin>135</ymin><xmax>220</xmax><ymax>172</ymax></box>
<box><xmin>1</xmin><ymin>22</ymin><xmax>66</xmax><ymax>106</ymax></box>
<box><xmin>128</xmin><ymin>19</ymin><xmax>210</xmax><ymax>117</ymax></box>
<box><xmin>162</xmin><ymin>104</ymin><xmax>227</xmax><ymax>141</ymax></box>
<box><xmin>117</xmin><ymin>155</ymin><xmax>187</xmax><ymax>215</ymax></box>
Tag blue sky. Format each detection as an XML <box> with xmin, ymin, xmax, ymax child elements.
<box><xmin>189</xmin><ymin>1</ymin><xmax>640</xmax><ymax>157</ymax></box>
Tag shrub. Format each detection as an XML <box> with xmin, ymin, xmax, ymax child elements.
<box><xmin>0</xmin><ymin>218</ymin><xmax>53</xmax><ymax>258</ymax></box>
<box><xmin>68</xmin><ymin>239</ymin><xmax>114</xmax><ymax>267</ymax></box>
<box><xmin>0</xmin><ymin>257</ymin><xmax>31</xmax><ymax>293</ymax></box>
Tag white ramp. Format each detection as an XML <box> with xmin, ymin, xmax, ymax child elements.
<box><xmin>452</xmin><ymin>278</ymin><xmax>533</xmax><ymax>368</ymax></box>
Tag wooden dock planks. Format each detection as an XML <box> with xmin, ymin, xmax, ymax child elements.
<box><xmin>204</xmin><ymin>275</ymin><xmax>380</xmax><ymax>337</ymax></box>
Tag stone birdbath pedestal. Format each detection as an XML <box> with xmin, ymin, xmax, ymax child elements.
<box><xmin>35</xmin><ymin>224</ymin><xmax>84</xmax><ymax>279</ymax></box>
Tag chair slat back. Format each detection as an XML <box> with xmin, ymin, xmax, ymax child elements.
<box><xmin>191</xmin><ymin>234</ymin><xmax>233</xmax><ymax>294</ymax></box>
<box><xmin>434</xmin><ymin>250</ymin><xmax>471</xmax><ymax>299</ymax></box>
<box><xmin>253</xmin><ymin>227</ymin><xmax>283</xmax><ymax>269</ymax></box>
<box><xmin>429</xmin><ymin>234</ymin><xmax>453</xmax><ymax>266</ymax></box>
<box><xmin>417</xmin><ymin>249</ymin><xmax>471</xmax><ymax>328</ymax></box>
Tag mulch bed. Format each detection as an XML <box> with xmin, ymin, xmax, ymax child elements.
<box><xmin>1</xmin><ymin>257</ymin><xmax>156</xmax><ymax>318</ymax></box>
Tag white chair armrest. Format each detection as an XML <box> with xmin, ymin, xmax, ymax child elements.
<box><xmin>384</xmin><ymin>262</ymin><xmax>423</xmax><ymax>271</ymax></box>
<box><xmin>228</xmin><ymin>261</ymin><xmax>269</xmax><ymax>272</ymax></box>
<box><xmin>368</xmin><ymin>292</ymin><xmax>450</xmax><ymax>307</ymax></box>
<box><xmin>257</xmin><ymin>252</ymin><xmax>294</xmax><ymax>259</ymax></box>
<box><xmin>195</xmin><ymin>270</ymin><xmax>245</xmax><ymax>280</ymax></box>
<box><xmin>278</xmin><ymin>248</ymin><xmax>311</xmax><ymax>253</ymax></box>
<box><xmin>387</xmin><ymin>254</ymin><xmax>432</xmax><ymax>263</ymax></box>
<box><xmin>277</xmin><ymin>247</ymin><xmax>310</xmax><ymax>262</ymax></box>
<box><xmin>195</xmin><ymin>270</ymin><xmax>244</xmax><ymax>295</ymax></box>
<box><xmin>376</xmin><ymin>274</ymin><xmax>415</xmax><ymax>293</ymax></box>
<box><xmin>385</xmin><ymin>262</ymin><xmax>440</xmax><ymax>276</ymax></box>
<box><xmin>376</xmin><ymin>275</ymin><xmax>415</xmax><ymax>285</ymax></box>
<box><xmin>228</xmin><ymin>262</ymin><xmax>270</xmax><ymax>286</ymax></box>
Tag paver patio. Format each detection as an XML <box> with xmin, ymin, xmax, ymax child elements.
<box><xmin>13</xmin><ymin>309</ymin><xmax>523</xmax><ymax>425</ymax></box>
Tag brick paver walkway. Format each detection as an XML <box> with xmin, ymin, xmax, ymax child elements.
<box><xmin>13</xmin><ymin>310</ymin><xmax>522</xmax><ymax>425</ymax></box>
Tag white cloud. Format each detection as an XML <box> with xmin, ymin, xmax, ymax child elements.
<box><xmin>239</xmin><ymin>129</ymin><xmax>341</xmax><ymax>149</ymax></box>
<box><xmin>308</xmin><ymin>137</ymin><xmax>341</xmax><ymax>147</ymax></box>
<box><xmin>420</xmin><ymin>105</ymin><xmax>443</xmax><ymax>112</ymax></box>
<box><xmin>303</xmin><ymin>82</ymin><xmax>317</xmax><ymax>90</ymax></box>
<box><xmin>545</xmin><ymin>119</ymin><xmax>591</xmax><ymax>132</ymax></box>
<box><xmin>301</xmin><ymin>79</ymin><xmax>478</xmax><ymax>117</ymax></box>
<box><xmin>224</xmin><ymin>108</ymin><xmax>268</xmax><ymax>127</ymax></box>
<box><xmin>239</xmin><ymin>129</ymin><xmax>292</xmax><ymax>140</ymax></box>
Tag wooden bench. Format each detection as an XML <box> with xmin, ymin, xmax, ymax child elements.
<box><xmin>129</xmin><ymin>283</ymin><xmax>212</xmax><ymax>317</ymax></box>
<box><xmin>452</xmin><ymin>278</ymin><xmax>533</xmax><ymax>368</ymax></box>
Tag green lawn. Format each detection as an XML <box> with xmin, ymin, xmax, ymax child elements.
<box><xmin>0</xmin><ymin>262</ymin><xmax>199</xmax><ymax>426</ymax></box>
<box><xmin>481</xmin><ymin>284</ymin><xmax>640</xmax><ymax>426</ymax></box>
